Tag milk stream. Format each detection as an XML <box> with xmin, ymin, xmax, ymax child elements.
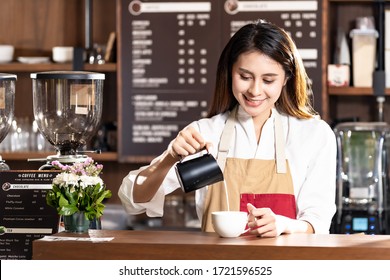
<box><xmin>223</xmin><ymin>180</ymin><xmax>230</xmax><ymax>211</ymax></box>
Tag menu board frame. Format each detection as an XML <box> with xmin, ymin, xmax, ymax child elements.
<box><xmin>117</xmin><ymin>0</ymin><xmax>323</xmax><ymax>163</ymax></box>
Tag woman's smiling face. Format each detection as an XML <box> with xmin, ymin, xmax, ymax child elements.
<box><xmin>232</xmin><ymin>50</ymin><xmax>287</xmax><ymax>122</ymax></box>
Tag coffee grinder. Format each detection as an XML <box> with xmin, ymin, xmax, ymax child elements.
<box><xmin>0</xmin><ymin>73</ymin><xmax>16</xmax><ymax>170</ymax></box>
<box><xmin>332</xmin><ymin>122</ymin><xmax>390</xmax><ymax>234</ymax></box>
<box><xmin>29</xmin><ymin>71</ymin><xmax>104</xmax><ymax>168</ymax></box>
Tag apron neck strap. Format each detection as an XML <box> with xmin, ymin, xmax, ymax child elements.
<box><xmin>274</xmin><ymin>110</ymin><xmax>287</xmax><ymax>173</ymax></box>
<box><xmin>217</xmin><ymin>107</ymin><xmax>287</xmax><ymax>174</ymax></box>
<box><xmin>216</xmin><ymin>106</ymin><xmax>237</xmax><ymax>171</ymax></box>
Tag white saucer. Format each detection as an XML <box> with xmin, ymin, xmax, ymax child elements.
<box><xmin>17</xmin><ymin>56</ymin><xmax>51</xmax><ymax>64</ymax></box>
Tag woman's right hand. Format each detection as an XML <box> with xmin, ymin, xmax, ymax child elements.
<box><xmin>168</xmin><ymin>126</ymin><xmax>212</xmax><ymax>159</ymax></box>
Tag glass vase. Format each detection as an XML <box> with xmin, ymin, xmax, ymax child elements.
<box><xmin>63</xmin><ymin>212</ymin><xmax>101</xmax><ymax>233</ymax></box>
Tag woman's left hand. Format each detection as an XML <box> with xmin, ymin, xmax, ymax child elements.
<box><xmin>246</xmin><ymin>203</ymin><xmax>287</xmax><ymax>237</ymax></box>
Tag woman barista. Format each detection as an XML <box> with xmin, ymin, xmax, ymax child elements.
<box><xmin>119</xmin><ymin>19</ymin><xmax>337</xmax><ymax>237</ymax></box>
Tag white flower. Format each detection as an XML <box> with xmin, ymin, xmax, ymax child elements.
<box><xmin>53</xmin><ymin>173</ymin><xmax>103</xmax><ymax>190</ymax></box>
<box><xmin>79</xmin><ymin>175</ymin><xmax>104</xmax><ymax>189</ymax></box>
<box><xmin>53</xmin><ymin>173</ymin><xmax>79</xmax><ymax>186</ymax></box>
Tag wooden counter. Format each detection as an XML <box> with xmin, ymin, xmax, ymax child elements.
<box><xmin>32</xmin><ymin>230</ymin><xmax>390</xmax><ymax>260</ymax></box>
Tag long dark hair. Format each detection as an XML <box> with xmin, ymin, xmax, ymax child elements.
<box><xmin>207</xmin><ymin>19</ymin><xmax>316</xmax><ymax>119</ymax></box>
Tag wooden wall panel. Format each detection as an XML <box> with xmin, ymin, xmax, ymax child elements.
<box><xmin>0</xmin><ymin>0</ymin><xmax>115</xmax><ymax>57</ymax></box>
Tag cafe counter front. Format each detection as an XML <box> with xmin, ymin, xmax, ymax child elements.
<box><xmin>32</xmin><ymin>230</ymin><xmax>390</xmax><ymax>260</ymax></box>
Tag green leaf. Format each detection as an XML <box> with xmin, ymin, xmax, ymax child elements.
<box><xmin>58</xmin><ymin>193</ymin><xmax>70</xmax><ymax>207</ymax></box>
<box><xmin>59</xmin><ymin>204</ymin><xmax>78</xmax><ymax>216</ymax></box>
<box><xmin>95</xmin><ymin>190</ymin><xmax>112</xmax><ymax>204</ymax></box>
<box><xmin>46</xmin><ymin>190</ymin><xmax>58</xmax><ymax>208</ymax></box>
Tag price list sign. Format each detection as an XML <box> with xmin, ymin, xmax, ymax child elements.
<box><xmin>0</xmin><ymin>171</ymin><xmax>59</xmax><ymax>260</ymax></box>
<box><xmin>118</xmin><ymin>0</ymin><xmax>323</xmax><ymax>161</ymax></box>
<box><xmin>220</xmin><ymin>0</ymin><xmax>322</xmax><ymax>113</ymax></box>
<box><xmin>119</xmin><ymin>0</ymin><xmax>221</xmax><ymax>161</ymax></box>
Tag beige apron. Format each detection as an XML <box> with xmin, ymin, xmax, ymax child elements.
<box><xmin>202</xmin><ymin>107</ymin><xmax>296</xmax><ymax>232</ymax></box>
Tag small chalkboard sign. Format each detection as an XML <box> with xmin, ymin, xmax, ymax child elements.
<box><xmin>0</xmin><ymin>170</ymin><xmax>60</xmax><ymax>260</ymax></box>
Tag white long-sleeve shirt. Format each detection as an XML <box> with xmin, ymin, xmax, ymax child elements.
<box><xmin>118</xmin><ymin>107</ymin><xmax>337</xmax><ymax>234</ymax></box>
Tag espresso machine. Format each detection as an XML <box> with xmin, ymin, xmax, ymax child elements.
<box><xmin>29</xmin><ymin>71</ymin><xmax>104</xmax><ymax>168</ymax></box>
<box><xmin>332</xmin><ymin>122</ymin><xmax>390</xmax><ymax>234</ymax></box>
<box><xmin>0</xmin><ymin>73</ymin><xmax>16</xmax><ymax>170</ymax></box>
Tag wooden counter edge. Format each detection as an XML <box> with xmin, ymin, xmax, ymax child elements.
<box><xmin>32</xmin><ymin>230</ymin><xmax>390</xmax><ymax>260</ymax></box>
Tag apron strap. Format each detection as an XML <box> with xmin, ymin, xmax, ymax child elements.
<box><xmin>274</xmin><ymin>111</ymin><xmax>287</xmax><ymax>173</ymax></box>
<box><xmin>216</xmin><ymin>107</ymin><xmax>237</xmax><ymax>172</ymax></box>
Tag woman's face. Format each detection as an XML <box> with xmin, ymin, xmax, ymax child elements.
<box><xmin>232</xmin><ymin>50</ymin><xmax>286</xmax><ymax>122</ymax></box>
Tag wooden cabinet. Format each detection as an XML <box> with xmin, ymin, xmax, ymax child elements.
<box><xmin>0</xmin><ymin>0</ymin><xmax>118</xmax><ymax>160</ymax></box>
<box><xmin>325</xmin><ymin>0</ymin><xmax>390</xmax><ymax>124</ymax></box>
<box><xmin>0</xmin><ymin>0</ymin><xmax>136</xmax><ymax>204</ymax></box>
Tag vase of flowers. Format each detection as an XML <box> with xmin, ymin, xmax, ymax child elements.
<box><xmin>46</xmin><ymin>157</ymin><xmax>112</xmax><ymax>233</ymax></box>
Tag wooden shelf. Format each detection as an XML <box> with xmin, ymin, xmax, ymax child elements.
<box><xmin>0</xmin><ymin>151</ymin><xmax>118</xmax><ymax>162</ymax></box>
<box><xmin>328</xmin><ymin>86</ymin><xmax>390</xmax><ymax>96</ymax></box>
<box><xmin>0</xmin><ymin>62</ymin><xmax>116</xmax><ymax>72</ymax></box>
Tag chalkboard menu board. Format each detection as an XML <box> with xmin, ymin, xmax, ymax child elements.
<box><xmin>0</xmin><ymin>171</ymin><xmax>59</xmax><ymax>260</ymax></box>
<box><xmin>118</xmin><ymin>0</ymin><xmax>322</xmax><ymax>162</ymax></box>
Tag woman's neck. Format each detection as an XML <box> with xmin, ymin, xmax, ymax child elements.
<box><xmin>253</xmin><ymin>109</ymin><xmax>272</xmax><ymax>143</ymax></box>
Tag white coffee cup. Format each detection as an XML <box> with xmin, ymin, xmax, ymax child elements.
<box><xmin>0</xmin><ymin>45</ymin><xmax>14</xmax><ymax>63</ymax></box>
<box><xmin>52</xmin><ymin>46</ymin><xmax>74</xmax><ymax>63</ymax></box>
<box><xmin>211</xmin><ymin>211</ymin><xmax>248</xmax><ymax>238</ymax></box>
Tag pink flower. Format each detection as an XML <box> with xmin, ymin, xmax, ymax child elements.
<box><xmin>52</xmin><ymin>157</ymin><xmax>103</xmax><ymax>177</ymax></box>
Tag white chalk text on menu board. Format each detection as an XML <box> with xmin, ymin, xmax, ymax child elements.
<box><xmin>119</xmin><ymin>0</ymin><xmax>321</xmax><ymax>161</ymax></box>
<box><xmin>120</xmin><ymin>0</ymin><xmax>220</xmax><ymax>161</ymax></box>
<box><xmin>221</xmin><ymin>0</ymin><xmax>321</xmax><ymax>110</ymax></box>
<box><xmin>0</xmin><ymin>171</ymin><xmax>59</xmax><ymax>260</ymax></box>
